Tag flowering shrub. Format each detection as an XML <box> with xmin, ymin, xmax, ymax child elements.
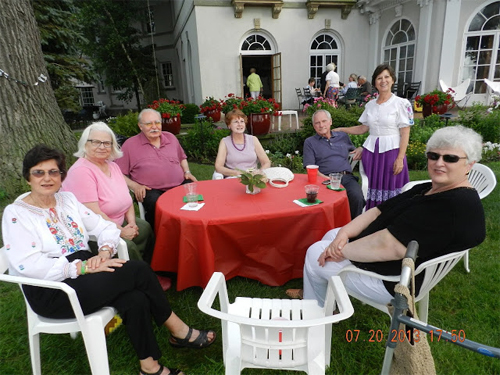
<box><xmin>359</xmin><ymin>92</ymin><xmax>379</xmax><ymax>107</ymax></box>
<box><xmin>482</xmin><ymin>141</ymin><xmax>500</xmax><ymax>162</ymax></box>
<box><xmin>303</xmin><ymin>96</ymin><xmax>337</xmax><ymax>116</ymax></box>
<box><xmin>415</xmin><ymin>89</ymin><xmax>454</xmax><ymax>109</ymax></box>
<box><xmin>221</xmin><ymin>93</ymin><xmax>279</xmax><ymax>116</ymax></box>
<box><xmin>200</xmin><ymin>97</ymin><xmax>222</xmax><ymax>115</ymax></box>
<box><xmin>266</xmin><ymin>149</ymin><xmax>305</xmax><ymax>173</ymax></box>
<box><xmin>148</xmin><ymin>98</ymin><xmax>185</xmax><ymax>119</ymax></box>
<box><xmin>405</xmin><ymin>141</ymin><xmax>427</xmax><ymax>170</ymax></box>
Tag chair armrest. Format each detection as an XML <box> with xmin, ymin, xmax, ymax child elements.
<box><xmin>117</xmin><ymin>238</ymin><xmax>130</xmax><ymax>260</ymax></box>
<box><xmin>323</xmin><ymin>276</ymin><xmax>354</xmax><ymax>322</ymax></box>
<box><xmin>197</xmin><ymin>272</ymin><xmax>231</xmax><ymax>318</ymax></box>
<box><xmin>337</xmin><ymin>264</ymin><xmax>400</xmax><ymax>283</ymax></box>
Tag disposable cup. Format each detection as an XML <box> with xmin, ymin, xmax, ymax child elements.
<box><xmin>305</xmin><ymin>184</ymin><xmax>319</xmax><ymax>203</ymax></box>
<box><xmin>306</xmin><ymin>165</ymin><xmax>319</xmax><ymax>184</ymax></box>
<box><xmin>186</xmin><ymin>193</ymin><xmax>198</xmax><ymax>207</ymax></box>
<box><xmin>329</xmin><ymin>173</ymin><xmax>342</xmax><ymax>190</ymax></box>
<box><xmin>184</xmin><ymin>182</ymin><xmax>197</xmax><ymax>195</ymax></box>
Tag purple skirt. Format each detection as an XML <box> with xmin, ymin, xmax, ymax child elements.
<box><xmin>361</xmin><ymin>139</ymin><xmax>409</xmax><ymax>210</ymax></box>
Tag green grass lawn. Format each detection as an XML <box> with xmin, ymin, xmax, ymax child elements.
<box><xmin>0</xmin><ymin>163</ymin><xmax>499</xmax><ymax>374</ymax></box>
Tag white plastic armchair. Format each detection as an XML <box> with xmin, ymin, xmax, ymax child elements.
<box><xmin>0</xmin><ymin>239</ymin><xmax>129</xmax><ymax>375</ymax></box>
<box><xmin>439</xmin><ymin>78</ymin><xmax>471</xmax><ymax>109</ymax></box>
<box><xmin>337</xmin><ymin>249</ymin><xmax>468</xmax><ymax>324</ymax></box>
<box><xmin>402</xmin><ymin>163</ymin><xmax>496</xmax><ymax>272</ymax></box>
<box><xmin>484</xmin><ymin>78</ymin><xmax>500</xmax><ymax>96</ymax></box>
<box><xmin>197</xmin><ymin>272</ymin><xmax>354</xmax><ymax>375</ymax></box>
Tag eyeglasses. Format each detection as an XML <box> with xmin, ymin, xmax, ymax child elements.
<box><xmin>30</xmin><ymin>169</ymin><xmax>62</xmax><ymax>178</ymax></box>
<box><xmin>141</xmin><ymin>121</ymin><xmax>161</xmax><ymax>127</ymax></box>
<box><xmin>426</xmin><ymin>152</ymin><xmax>467</xmax><ymax>163</ymax></box>
<box><xmin>87</xmin><ymin>139</ymin><xmax>112</xmax><ymax>148</ymax></box>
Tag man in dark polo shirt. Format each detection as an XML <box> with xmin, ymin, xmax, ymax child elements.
<box><xmin>303</xmin><ymin>109</ymin><xmax>365</xmax><ymax>218</ymax></box>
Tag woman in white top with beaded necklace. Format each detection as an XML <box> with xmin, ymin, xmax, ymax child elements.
<box><xmin>334</xmin><ymin>64</ymin><xmax>413</xmax><ymax>209</ymax></box>
<box><xmin>214</xmin><ymin>109</ymin><xmax>270</xmax><ymax>178</ymax></box>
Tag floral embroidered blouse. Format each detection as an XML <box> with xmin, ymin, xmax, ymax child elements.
<box><xmin>2</xmin><ymin>192</ymin><xmax>120</xmax><ymax>281</ymax></box>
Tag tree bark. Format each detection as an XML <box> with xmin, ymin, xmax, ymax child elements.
<box><xmin>0</xmin><ymin>0</ymin><xmax>77</xmax><ymax>198</ymax></box>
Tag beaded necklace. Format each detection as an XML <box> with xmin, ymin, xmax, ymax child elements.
<box><xmin>231</xmin><ymin>134</ymin><xmax>246</xmax><ymax>151</ymax></box>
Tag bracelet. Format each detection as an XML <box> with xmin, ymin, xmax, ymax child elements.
<box><xmin>80</xmin><ymin>261</ymin><xmax>87</xmax><ymax>275</ymax></box>
<box><xmin>184</xmin><ymin>170</ymin><xmax>191</xmax><ymax>175</ymax></box>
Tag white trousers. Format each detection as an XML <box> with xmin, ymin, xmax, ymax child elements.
<box><xmin>303</xmin><ymin>228</ymin><xmax>393</xmax><ymax>307</ymax></box>
<box><xmin>250</xmin><ymin>91</ymin><xmax>260</xmax><ymax>99</ymax></box>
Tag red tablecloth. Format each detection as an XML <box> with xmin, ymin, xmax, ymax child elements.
<box><xmin>151</xmin><ymin>174</ymin><xmax>351</xmax><ymax>290</ymax></box>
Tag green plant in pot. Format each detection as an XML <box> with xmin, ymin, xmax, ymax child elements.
<box><xmin>238</xmin><ymin>169</ymin><xmax>268</xmax><ymax>194</ymax></box>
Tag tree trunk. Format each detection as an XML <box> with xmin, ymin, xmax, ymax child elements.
<box><xmin>0</xmin><ymin>0</ymin><xmax>77</xmax><ymax>198</ymax></box>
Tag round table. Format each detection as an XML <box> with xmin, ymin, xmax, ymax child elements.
<box><xmin>151</xmin><ymin>174</ymin><xmax>351</xmax><ymax>290</ymax></box>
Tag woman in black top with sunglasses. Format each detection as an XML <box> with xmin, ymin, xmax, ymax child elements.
<box><xmin>288</xmin><ymin>125</ymin><xmax>486</xmax><ymax>306</ymax></box>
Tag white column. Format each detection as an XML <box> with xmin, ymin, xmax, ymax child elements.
<box><xmin>438</xmin><ymin>0</ymin><xmax>462</xmax><ymax>86</ymax></box>
<box><xmin>415</xmin><ymin>0</ymin><xmax>433</xmax><ymax>93</ymax></box>
<box><xmin>368</xmin><ymin>11</ymin><xmax>381</xmax><ymax>70</ymax></box>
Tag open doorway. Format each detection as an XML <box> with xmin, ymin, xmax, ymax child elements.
<box><xmin>242</xmin><ymin>56</ymin><xmax>272</xmax><ymax>98</ymax></box>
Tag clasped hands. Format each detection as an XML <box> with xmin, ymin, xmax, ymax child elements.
<box><xmin>318</xmin><ymin>233</ymin><xmax>349</xmax><ymax>266</ymax></box>
<box><xmin>85</xmin><ymin>248</ymin><xmax>126</xmax><ymax>274</ymax></box>
<box><xmin>121</xmin><ymin>223</ymin><xmax>139</xmax><ymax>240</ymax></box>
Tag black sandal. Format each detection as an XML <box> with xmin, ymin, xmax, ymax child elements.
<box><xmin>169</xmin><ymin>327</ymin><xmax>216</xmax><ymax>349</ymax></box>
<box><xmin>140</xmin><ymin>364</ymin><xmax>182</xmax><ymax>375</ymax></box>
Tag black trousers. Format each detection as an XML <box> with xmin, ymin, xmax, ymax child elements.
<box><xmin>341</xmin><ymin>174</ymin><xmax>366</xmax><ymax>219</ymax></box>
<box><xmin>23</xmin><ymin>253</ymin><xmax>172</xmax><ymax>360</ymax></box>
<box><xmin>142</xmin><ymin>180</ymin><xmax>192</xmax><ymax>229</ymax></box>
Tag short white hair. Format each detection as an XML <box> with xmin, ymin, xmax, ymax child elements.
<box><xmin>75</xmin><ymin>122</ymin><xmax>123</xmax><ymax>160</ymax></box>
<box><xmin>426</xmin><ymin>125</ymin><xmax>483</xmax><ymax>162</ymax></box>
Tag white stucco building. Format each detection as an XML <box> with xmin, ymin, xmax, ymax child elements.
<box><xmin>86</xmin><ymin>0</ymin><xmax>500</xmax><ymax>113</ymax></box>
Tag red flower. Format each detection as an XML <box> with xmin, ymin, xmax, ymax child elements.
<box><xmin>162</xmin><ymin>113</ymin><xmax>167</xmax><ymax>118</ymax></box>
<box><xmin>166</xmin><ymin>113</ymin><xmax>171</xmax><ymax>119</ymax></box>
<box><xmin>69</xmin><ymin>239</ymin><xmax>74</xmax><ymax>245</ymax></box>
<box><xmin>50</xmin><ymin>228</ymin><xmax>57</xmax><ymax>235</ymax></box>
<box><xmin>71</xmin><ymin>222</ymin><xmax>78</xmax><ymax>228</ymax></box>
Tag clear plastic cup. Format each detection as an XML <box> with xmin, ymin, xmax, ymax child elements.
<box><xmin>329</xmin><ymin>173</ymin><xmax>342</xmax><ymax>190</ymax></box>
<box><xmin>305</xmin><ymin>184</ymin><xmax>320</xmax><ymax>203</ymax></box>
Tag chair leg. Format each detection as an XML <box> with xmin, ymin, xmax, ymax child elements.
<box><xmin>28</xmin><ymin>332</ymin><xmax>42</xmax><ymax>375</ymax></box>
<box><xmin>82</xmin><ymin>317</ymin><xmax>111</xmax><ymax>375</ymax></box>
<box><xmin>463</xmin><ymin>250</ymin><xmax>470</xmax><ymax>273</ymax></box>
<box><xmin>417</xmin><ymin>293</ymin><xmax>429</xmax><ymax>324</ymax></box>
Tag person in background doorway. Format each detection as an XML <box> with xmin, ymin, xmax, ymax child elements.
<box><xmin>246</xmin><ymin>68</ymin><xmax>263</xmax><ymax>99</ymax></box>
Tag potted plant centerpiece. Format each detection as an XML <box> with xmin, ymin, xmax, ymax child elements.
<box><xmin>239</xmin><ymin>169</ymin><xmax>268</xmax><ymax>194</ymax></box>
<box><xmin>222</xmin><ymin>94</ymin><xmax>279</xmax><ymax>135</ymax></box>
<box><xmin>200</xmin><ymin>97</ymin><xmax>223</xmax><ymax>122</ymax></box>
<box><xmin>148</xmin><ymin>98</ymin><xmax>185</xmax><ymax>134</ymax></box>
<box><xmin>415</xmin><ymin>89</ymin><xmax>454</xmax><ymax>118</ymax></box>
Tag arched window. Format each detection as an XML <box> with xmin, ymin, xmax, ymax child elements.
<box><xmin>383</xmin><ymin>19</ymin><xmax>416</xmax><ymax>85</ymax></box>
<box><xmin>241</xmin><ymin>34</ymin><xmax>272</xmax><ymax>52</ymax></box>
<box><xmin>464</xmin><ymin>1</ymin><xmax>500</xmax><ymax>94</ymax></box>
<box><xmin>309</xmin><ymin>34</ymin><xmax>340</xmax><ymax>87</ymax></box>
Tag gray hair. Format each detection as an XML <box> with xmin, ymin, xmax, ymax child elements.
<box><xmin>426</xmin><ymin>125</ymin><xmax>483</xmax><ymax>162</ymax></box>
<box><xmin>358</xmin><ymin>75</ymin><xmax>366</xmax><ymax>81</ymax></box>
<box><xmin>138</xmin><ymin>108</ymin><xmax>161</xmax><ymax>124</ymax></box>
<box><xmin>326</xmin><ymin>63</ymin><xmax>336</xmax><ymax>72</ymax></box>
<box><xmin>74</xmin><ymin>122</ymin><xmax>123</xmax><ymax>160</ymax></box>
<box><xmin>312</xmin><ymin>109</ymin><xmax>332</xmax><ymax>123</ymax></box>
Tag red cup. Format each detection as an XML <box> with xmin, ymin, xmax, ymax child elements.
<box><xmin>306</xmin><ymin>165</ymin><xmax>319</xmax><ymax>184</ymax></box>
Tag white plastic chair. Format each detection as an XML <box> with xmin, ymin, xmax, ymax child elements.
<box><xmin>337</xmin><ymin>249</ymin><xmax>468</xmax><ymax>324</ymax></box>
<box><xmin>439</xmin><ymin>78</ymin><xmax>471</xmax><ymax>109</ymax></box>
<box><xmin>402</xmin><ymin>163</ymin><xmax>496</xmax><ymax>272</ymax></box>
<box><xmin>358</xmin><ymin>159</ymin><xmax>368</xmax><ymax>204</ymax></box>
<box><xmin>484</xmin><ymin>78</ymin><xmax>500</xmax><ymax>104</ymax></box>
<box><xmin>273</xmin><ymin>110</ymin><xmax>299</xmax><ymax>131</ymax></box>
<box><xmin>0</xmin><ymin>239</ymin><xmax>129</xmax><ymax>375</ymax></box>
<box><xmin>197</xmin><ymin>272</ymin><xmax>354</xmax><ymax>375</ymax></box>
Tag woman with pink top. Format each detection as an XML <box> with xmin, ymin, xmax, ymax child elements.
<box><xmin>214</xmin><ymin>109</ymin><xmax>270</xmax><ymax>179</ymax></box>
<box><xmin>62</xmin><ymin>122</ymin><xmax>154</xmax><ymax>263</ymax></box>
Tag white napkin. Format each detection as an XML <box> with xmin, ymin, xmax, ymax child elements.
<box><xmin>181</xmin><ymin>202</ymin><xmax>205</xmax><ymax>211</ymax></box>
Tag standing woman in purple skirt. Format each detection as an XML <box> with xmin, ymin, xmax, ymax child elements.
<box><xmin>334</xmin><ymin>64</ymin><xmax>413</xmax><ymax>209</ymax></box>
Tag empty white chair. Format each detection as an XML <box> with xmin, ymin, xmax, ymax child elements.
<box><xmin>197</xmin><ymin>272</ymin><xmax>354</xmax><ymax>375</ymax></box>
<box><xmin>337</xmin><ymin>249</ymin><xmax>468</xmax><ymax>324</ymax></box>
<box><xmin>273</xmin><ymin>110</ymin><xmax>299</xmax><ymax>131</ymax></box>
<box><xmin>359</xmin><ymin>159</ymin><xmax>368</xmax><ymax>204</ymax></box>
<box><xmin>402</xmin><ymin>163</ymin><xmax>496</xmax><ymax>272</ymax></box>
<box><xmin>0</xmin><ymin>239</ymin><xmax>129</xmax><ymax>375</ymax></box>
<box><xmin>439</xmin><ymin>78</ymin><xmax>471</xmax><ymax>109</ymax></box>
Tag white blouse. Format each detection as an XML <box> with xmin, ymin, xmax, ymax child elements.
<box><xmin>2</xmin><ymin>192</ymin><xmax>120</xmax><ymax>281</ymax></box>
<box><xmin>359</xmin><ymin>94</ymin><xmax>414</xmax><ymax>153</ymax></box>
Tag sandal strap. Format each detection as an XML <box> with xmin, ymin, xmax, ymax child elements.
<box><xmin>171</xmin><ymin>327</ymin><xmax>193</xmax><ymax>346</ymax></box>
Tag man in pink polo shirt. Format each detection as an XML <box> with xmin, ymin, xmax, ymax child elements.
<box><xmin>116</xmin><ymin>108</ymin><xmax>197</xmax><ymax>228</ymax></box>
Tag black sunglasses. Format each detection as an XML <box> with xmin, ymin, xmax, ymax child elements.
<box><xmin>426</xmin><ymin>152</ymin><xmax>467</xmax><ymax>163</ymax></box>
